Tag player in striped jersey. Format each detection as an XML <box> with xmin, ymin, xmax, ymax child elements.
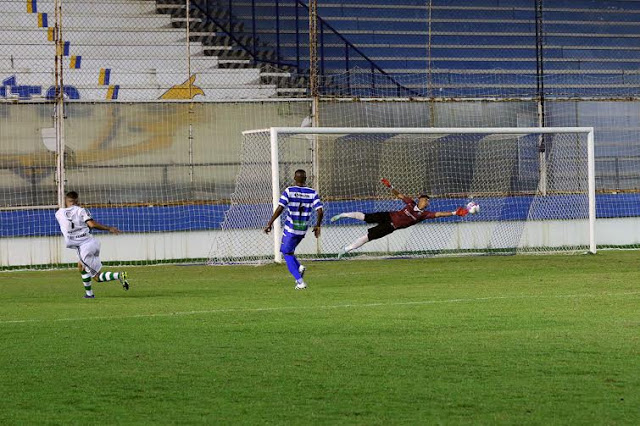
<box><xmin>264</xmin><ymin>169</ymin><xmax>324</xmax><ymax>290</ymax></box>
<box><xmin>332</xmin><ymin>178</ymin><xmax>470</xmax><ymax>258</ymax></box>
<box><xmin>55</xmin><ymin>191</ymin><xmax>130</xmax><ymax>298</ymax></box>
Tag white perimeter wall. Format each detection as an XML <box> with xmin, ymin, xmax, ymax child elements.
<box><xmin>2</xmin><ymin>218</ymin><xmax>639</xmax><ymax>267</ymax></box>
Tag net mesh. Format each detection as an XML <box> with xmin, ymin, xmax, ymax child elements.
<box><xmin>210</xmin><ymin>128</ymin><xmax>591</xmax><ymax>264</ymax></box>
<box><xmin>0</xmin><ymin>101</ymin><xmax>311</xmax><ymax>267</ymax></box>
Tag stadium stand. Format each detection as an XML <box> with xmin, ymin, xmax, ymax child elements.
<box><xmin>3</xmin><ymin>0</ymin><xmax>640</xmax><ymax>99</ymax></box>
<box><xmin>312</xmin><ymin>0</ymin><xmax>640</xmax><ymax>71</ymax></box>
<box><xmin>149</xmin><ymin>0</ymin><xmax>640</xmax><ymax>96</ymax></box>
<box><xmin>0</xmin><ymin>0</ymin><xmax>292</xmax><ymax>101</ymax></box>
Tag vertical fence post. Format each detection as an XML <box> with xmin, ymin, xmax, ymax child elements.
<box><xmin>186</xmin><ymin>0</ymin><xmax>192</xmax><ymax>92</ymax></box>
<box><xmin>371</xmin><ymin>64</ymin><xmax>375</xmax><ymax>94</ymax></box>
<box><xmin>54</xmin><ymin>0</ymin><xmax>65</xmax><ymax>208</ymax></box>
<box><xmin>186</xmin><ymin>0</ymin><xmax>194</xmax><ymax>187</ymax></box>
<box><xmin>345</xmin><ymin>44</ymin><xmax>350</xmax><ymax>95</ymax></box>
<box><xmin>309</xmin><ymin>0</ymin><xmax>318</xmax><ymax>99</ymax></box>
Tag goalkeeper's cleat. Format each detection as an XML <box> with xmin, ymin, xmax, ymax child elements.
<box><xmin>294</xmin><ymin>282</ymin><xmax>307</xmax><ymax>290</ymax></box>
<box><xmin>298</xmin><ymin>264</ymin><xmax>306</xmax><ymax>278</ymax></box>
<box><xmin>83</xmin><ymin>294</ymin><xmax>95</xmax><ymax>299</ymax></box>
<box><xmin>337</xmin><ymin>247</ymin><xmax>347</xmax><ymax>260</ymax></box>
<box><xmin>330</xmin><ymin>214</ymin><xmax>342</xmax><ymax>223</ymax></box>
<box><xmin>119</xmin><ymin>271</ymin><xmax>130</xmax><ymax>291</ymax></box>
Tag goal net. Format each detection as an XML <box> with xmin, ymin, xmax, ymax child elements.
<box><xmin>210</xmin><ymin>127</ymin><xmax>595</xmax><ymax>264</ymax></box>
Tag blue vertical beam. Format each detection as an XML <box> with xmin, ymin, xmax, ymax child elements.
<box><xmin>252</xmin><ymin>0</ymin><xmax>257</xmax><ymax>63</ymax></box>
<box><xmin>295</xmin><ymin>2</ymin><xmax>300</xmax><ymax>69</ymax></box>
<box><xmin>320</xmin><ymin>24</ymin><xmax>325</xmax><ymax>76</ymax></box>
<box><xmin>275</xmin><ymin>0</ymin><xmax>281</xmax><ymax>62</ymax></box>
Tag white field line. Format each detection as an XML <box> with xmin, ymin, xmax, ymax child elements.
<box><xmin>1</xmin><ymin>291</ymin><xmax>639</xmax><ymax>325</ymax></box>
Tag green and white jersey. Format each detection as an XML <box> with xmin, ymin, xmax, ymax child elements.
<box><xmin>55</xmin><ymin>205</ymin><xmax>94</xmax><ymax>248</ymax></box>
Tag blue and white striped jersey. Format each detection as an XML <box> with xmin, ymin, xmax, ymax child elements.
<box><xmin>278</xmin><ymin>186</ymin><xmax>323</xmax><ymax>236</ymax></box>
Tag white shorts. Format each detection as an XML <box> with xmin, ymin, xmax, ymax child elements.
<box><xmin>75</xmin><ymin>238</ymin><xmax>102</xmax><ymax>277</ymax></box>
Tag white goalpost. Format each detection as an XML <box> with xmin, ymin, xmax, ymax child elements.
<box><xmin>210</xmin><ymin>126</ymin><xmax>595</xmax><ymax>264</ymax></box>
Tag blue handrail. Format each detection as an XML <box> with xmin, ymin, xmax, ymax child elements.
<box><xmin>191</xmin><ymin>1</ymin><xmax>299</xmax><ymax>67</ymax></box>
<box><xmin>294</xmin><ymin>0</ymin><xmax>421</xmax><ymax>96</ymax></box>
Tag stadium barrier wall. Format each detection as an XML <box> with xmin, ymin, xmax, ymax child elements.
<box><xmin>3</xmin><ymin>218</ymin><xmax>640</xmax><ymax>268</ymax></box>
<box><xmin>3</xmin><ymin>100</ymin><xmax>640</xmax><ymax>266</ymax></box>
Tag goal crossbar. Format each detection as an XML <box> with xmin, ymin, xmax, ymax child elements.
<box><xmin>247</xmin><ymin>126</ymin><xmax>594</xmax><ymax>135</ymax></box>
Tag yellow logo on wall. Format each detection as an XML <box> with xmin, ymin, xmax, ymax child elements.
<box><xmin>160</xmin><ymin>75</ymin><xmax>204</xmax><ymax>100</ymax></box>
<box><xmin>3</xmin><ymin>76</ymin><xmax>207</xmax><ymax>185</ymax></box>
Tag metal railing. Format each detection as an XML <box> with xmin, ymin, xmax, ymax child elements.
<box><xmin>190</xmin><ymin>0</ymin><xmax>420</xmax><ymax>96</ymax></box>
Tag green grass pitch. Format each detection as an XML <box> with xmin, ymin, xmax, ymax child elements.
<box><xmin>1</xmin><ymin>252</ymin><xmax>639</xmax><ymax>424</ymax></box>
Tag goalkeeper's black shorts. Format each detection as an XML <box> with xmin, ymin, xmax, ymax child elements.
<box><xmin>365</xmin><ymin>212</ymin><xmax>395</xmax><ymax>241</ymax></box>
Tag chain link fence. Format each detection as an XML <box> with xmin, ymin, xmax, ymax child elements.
<box><xmin>2</xmin><ymin>0</ymin><xmax>640</xmax><ymax>265</ymax></box>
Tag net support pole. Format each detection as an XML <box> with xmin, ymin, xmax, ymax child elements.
<box><xmin>587</xmin><ymin>128</ymin><xmax>596</xmax><ymax>254</ymax></box>
<box><xmin>270</xmin><ymin>127</ymin><xmax>283</xmax><ymax>263</ymax></box>
<box><xmin>54</xmin><ymin>0</ymin><xmax>65</xmax><ymax>208</ymax></box>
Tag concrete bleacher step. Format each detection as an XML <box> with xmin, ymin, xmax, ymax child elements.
<box><xmin>216</xmin><ymin>60</ymin><xmax>253</xmax><ymax>69</ymax></box>
<box><xmin>260</xmin><ymin>73</ymin><xmax>307</xmax><ymax>88</ymax></box>
<box><xmin>155</xmin><ymin>3</ymin><xmax>186</xmax><ymax>18</ymax></box>
<box><xmin>193</xmin><ymin>32</ymin><xmax>279</xmax><ymax>64</ymax></box>
<box><xmin>4</xmin><ymin>0</ymin><xmax>158</xmax><ymax>15</ymax></box>
<box><xmin>153</xmin><ymin>0</ymin><xmax>304</xmax><ymax>95</ymax></box>
<box><xmin>202</xmin><ymin>49</ymin><xmax>252</xmax><ymax>61</ymax></box>
<box><xmin>163</xmin><ymin>6</ymin><xmax>246</xmax><ymax>34</ymax></box>
<box><xmin>155</xmin><ymin>0</ymin><xmax>185</xmax><ymax>5</ymax></box>
<box><xmin>0</xmin><ymin>44</ymin><xmax>206</xmax><ymax>59</ymax></box>
<box><xmin>0</xmin><ymin>29</ymin><xmax>189</xmax><ymax>44</ymax></box>
<box><xmin>201</xmin><ymin>47</ymin><xmax>277</xmax><ymax>64</ymax></box>
<box><xmin>0</xmin><ymin>0</ymin><xmax>287</xmax><ymax>99</ymax></box>
<box><xmin>0</xmin><ymin>14</ymin><xmax>173</xmax><ymax>30</ymax></box>
<box><xmin>276</xmin><ymin>87</ymin><xmax>308</xmax><ymax>97</ymax></box>
<box><xmin>3</xmin><ymin>69</ymin><xmax>263</xmax><ymax>88</ymax></box>
<box><xmin>197</xmin><ymin>34</ymin><xmax>269</xmax><ymax>49</ymax></box>
<box><xmin>0</xmin><ymin>57</ymin><xmax>220</xmax><ymax>72</ymax></box>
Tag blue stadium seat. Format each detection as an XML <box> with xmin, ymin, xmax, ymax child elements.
<box><xmin>175</xmin><ymin>0</ymin><xmax>640</xmax><ymax>97</ymax></box>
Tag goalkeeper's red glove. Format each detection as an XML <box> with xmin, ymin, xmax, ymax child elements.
<box><xmin>381</xmin><ymin>178</ymin><xmax>392</xmax><ymax>188</ymax></box>
<box><xmin>453</xmin><ymin>207</ymin><xmax>469</xmax><ymax>217</ymax></box>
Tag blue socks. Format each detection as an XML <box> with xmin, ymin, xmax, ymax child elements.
<box><xmin>284</xmin><ymin>254</ymin><xmax>302</xmax><ymax>281</ymax></box>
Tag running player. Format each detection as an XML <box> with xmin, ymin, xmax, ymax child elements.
<box><xmin>55</xmin><ymin>191</ymin><xmax>129</xmax><ymax>298</ymax></box>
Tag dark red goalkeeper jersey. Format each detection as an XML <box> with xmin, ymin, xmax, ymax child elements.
<box><xmin>389</xmin><ymin>197</ymin><xmax>437</xmax><ymax>229</ymax></box>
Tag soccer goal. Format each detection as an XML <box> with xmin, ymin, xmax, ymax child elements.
<box><xmin>210</xmin><ymin>127</ymin><xmax>595</xmax><ymax>264</ymax></box>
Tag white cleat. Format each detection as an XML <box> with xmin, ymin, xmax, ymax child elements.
<box><xmin>298</xmin><ymin>264</ymin><xmax>306</xmax><ymax>278</ymax></box>
<box><xmin>330</xmin><ymin>214</ymin><xmax>342</xmax><ymax>223</ymax></box>
<box><xmin>295</xmin><ymin>282</ymin><xmax>307</xmax><ymax>290</ymax></box>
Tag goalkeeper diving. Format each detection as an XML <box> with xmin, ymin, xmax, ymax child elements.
<box><xmin>331</xmin><ymin>178</ymin><xmax>476</xmax><ymax>258</ymax></box>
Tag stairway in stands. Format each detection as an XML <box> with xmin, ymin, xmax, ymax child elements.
<box><xmin>155</xmin><ymin>0</ymin><xmax>308</xmax><ymax>97</ymax></box>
